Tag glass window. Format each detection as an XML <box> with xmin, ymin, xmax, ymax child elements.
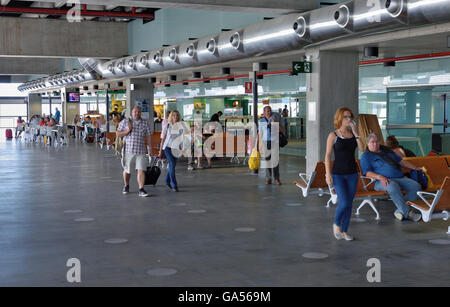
<box><xmin>42</xmin><ymin>104</ymin><xmax>50</xmax><ymax>116</ymax></box>
<box><xmin>0</xmin><ymin>104</ymin><xmax>27</xmax><ymax>116</ymax></box>
<box><xmin>80</xmin><ymin>104</ymin><xmax>88</xmax><ymax>116</ymax></box>
<box><xmin>0</xmin><ymin>83</ymin><xmax>26</xmax><ymax>97</ymax></box>
<box><xmin>387</xmin><ymin>89</ymin><xmax>432</xmax><ymax>125</ymax></box>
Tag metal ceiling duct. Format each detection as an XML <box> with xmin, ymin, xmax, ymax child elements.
<box><xmin>19</xmin><ymin>0</ymin><xmax>450</xmax><ymax>92</ymax></box>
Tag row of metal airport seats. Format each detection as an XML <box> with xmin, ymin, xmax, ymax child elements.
<box><xmin>23</xmin><ymin>123</ymin><xmax>68</xmax><ymax>146</ymax></box>
<box><xmin>294</xmin><ymin>157</ymin><xmax>450</xmax><ymax>223</ymax></box>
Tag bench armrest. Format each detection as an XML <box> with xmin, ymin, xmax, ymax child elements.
<box><xmin>298</xmin><ymin>172</ymin><xmax>311</xmax><ymax>186</ymax></box>
<box><xmin>360</xmin><ymin>176</ymin><xmax>376</xmax><ymax>190</ymax></box>
<box><xmin>416</xmin><ymin>191</ymin><xmax>436</xmax><ymax>209</ymax></box>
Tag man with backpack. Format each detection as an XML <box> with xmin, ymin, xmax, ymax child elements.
<box><xmin>360</xmin><ymin>133</ymin><xmax>424</xmax><ymax>222</ymax></box>
<box><xmin>117</xmin><ymin>106</ymin><xmax>152</xmax><ymax>197</ymax></box>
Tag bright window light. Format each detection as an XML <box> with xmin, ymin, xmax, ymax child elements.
<box><xmin>0</xmin><ymin>83</ymin><xmax>27</xmax><ymax>97</ymax></box>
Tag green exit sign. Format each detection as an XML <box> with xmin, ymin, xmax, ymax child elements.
<box><xmin>292</xmin><ymin>61</ymin><xmax>312</xmax><ymax>74</ymax></box>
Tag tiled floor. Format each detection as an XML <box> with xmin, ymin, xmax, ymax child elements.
<box><xmin>0</xmin><ymin>139</ymin><xmax>449</xmax><ymax>286</ymax></box>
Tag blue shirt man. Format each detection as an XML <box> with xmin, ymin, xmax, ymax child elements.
<box><xmin>258</xmin><ymin>106</ymin><xmax>282</xmax><ymax>185</ymax></box>
<box><xmin>360</xmin><ymin>133</ymin><xmax>423</xmax><ymax>222</ymax></box>
<box><xmin>54</xmin><ymin>108</ymin><xmax>61</xmax><ymax>123</ymax></box>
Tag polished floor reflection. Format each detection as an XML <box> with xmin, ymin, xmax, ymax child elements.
<box><xmin>0</xmin><ymin>140</ymin><xmax>449</xmax><ymax>286</ymax></box>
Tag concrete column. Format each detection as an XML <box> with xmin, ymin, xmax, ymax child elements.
<box><xmin>126</xmin><ymin>78</ymin><xmax>154</xmax><ymax>131</ymax></box>
<box><xmin>305</xmin><ymin>49</ymin><xmax>359</xmax><ymax>174</ymax></box>
<box><xmin>28</xmin><ymin>93</ymin><xmax>42</xmax><ymax>118</ymax></box>
<box><xmin>62</xmin><ymin>88</ymin><xmax>80</xmax><ymax>125</ymax></box>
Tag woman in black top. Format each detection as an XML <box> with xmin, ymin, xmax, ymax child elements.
<box><xmin>325</xmin><ymin>107</ymin><xmax>364</xmax><ymax>241</ymax></box>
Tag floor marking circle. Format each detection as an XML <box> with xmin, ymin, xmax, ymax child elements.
<box><xmin>429</xmin><ymin>239</ymin><xmax>450</xmax><ymax>245</ymax></box>
<box><xmin>234</xmin><ymin>227</ymin><xmax>256</xmax><ymax>232</ymax></box>
<box><xmin>74</xmin><ymin>218</ymin><xmax>95</xmax><ymax>222</ymax></box>
<box><xmin>105</xmin><ymin>238</ymin><xmax>128</xmax><ymax>244</ymax></box>
<box><xmin>147</xmin><ymin>268</ymin><xmax>177</xmax><ymax>276</ymax></box>
<box><xmin>64</xmin><ymin>210</ymin><xmax>82</xmax><ymax>214</ymax></box>
<box><xmin>302</xmin><ymin>252</ymin><xmax>329</xmax><ymax>259</ymax></box>
<box><xmin>188</xmin><ymin>210</ymin><xmax>206</xmax><ymax>214</ymax></box>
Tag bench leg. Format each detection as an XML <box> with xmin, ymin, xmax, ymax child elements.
<box><xmin>356</xmin><ymin>199</ymin><xmax>380</xmax><ymax>220</ymax></box>
<box><xmin>326</xmin><ymin>194</ymin><xmax>338</xmax><ymax>208</ymax></box>
<box><xmin>326</xmin><ymin>197</ymin><xmax>333</xmax><ymax>208</ymax></box>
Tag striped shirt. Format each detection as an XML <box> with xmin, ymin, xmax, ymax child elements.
<box><xmin>118</xmin><ymin>118</ymin><xmax>151</xmax><ymax>155</ymax></box>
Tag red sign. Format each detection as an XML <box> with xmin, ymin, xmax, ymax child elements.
<box><xmin>245</xmin><ymin>82</ymin><xmax>253</xmax><ymax>94</ymax></box>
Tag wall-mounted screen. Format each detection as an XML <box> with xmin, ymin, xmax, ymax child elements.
<box><xmin>68</xmin><ymin>92</ymin><xmax>80</xmax><ymax>103</ymax></box>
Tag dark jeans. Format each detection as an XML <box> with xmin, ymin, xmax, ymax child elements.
<box><xmin>263</xmin><ymin>141</ymin><xmax>279</xmax><ymax>181</ymax></box>
<box><xmin>68</xmin><ymin>125</ymin><xmax>75</xmax><ymax>137</ymax></box>
<box><xmin>332</xmin><ymin>173</ymin><xmax>358</xmax><ymax>233</ymax></box>
<box><xmin>164</xmin><ymin>147</ymin><xmax>178</xmax><ymax>188</ymax></box>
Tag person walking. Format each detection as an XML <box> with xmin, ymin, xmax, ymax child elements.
<box><xmin>259</xmin><ymin>106</ymin><xmax>284</xmax><ymax>185</ymax></box>
<box><xmin>159</xmin><ymin>110</ymin><xmax>188</xmax><ymax>192</ymax></box>
<box><xmin>117</xmin><ymin>106</ymin><xmax>152</xmax><ymax>197</ymax></box>
<box><xmin>54</xmin><ymin>108</ymin><xmax>61</xmax><ymax>124</ymax></box>
<box><xmin>325</xmin><ymin>107</ymin><xmax>364</xmax><ymax>241</ymax></box>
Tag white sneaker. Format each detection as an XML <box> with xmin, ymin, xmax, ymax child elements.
<box><xmin>333</xmin><ymin>225</ymin><xmax>344</xmax><ymax>240</ymax></box>
<box><xmin>408</xmin><ymin>211</ymin><xmax>422</xmax><ymax>222</ymax></box>
<box><xmin>343</xmin><ymin>234</ymin><xmax>354</xmax><ymax>241</ymax></box>
<box><xmin>394</xmin><ymin>212</ymin><xmax>404</xmax><ymax>221</ymax></box>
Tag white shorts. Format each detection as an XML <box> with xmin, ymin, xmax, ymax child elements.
<box><xmin>123</xmin><ymin>153</ymin><xmax>148</xmax><ymax>174</ymax></box>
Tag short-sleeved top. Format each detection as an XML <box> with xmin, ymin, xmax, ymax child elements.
<box><xmin>259</xmin><ymin>116</ymin><xmax>279</xmax><ymax>142</ymax></box>
<box><xmin>161</xmin><ymin>119</ymin><xmax>169</xmax><ymax>139</ymax></box>
<box><xmin>54</xmin><ymin>111</ymin><xmax>60</xmax><ymax>122</ymax></box>
<box><xmin>271</xmin><ymin>112</ymin><xmax>285</xmax><ymax>130</ymax></box>
<box><xmin>360</xmin><ymin>150</ymin><xmax>403</xmax><ymax>179</ymax></box>
<box><xmin>332</xmin><ymin>132</ymin><xmax>357</xmax><ymax>175</ymax></box>
<box><xmin>162</xmin><ymin>122</ymin><xmax>189</xmax><ymax>150</ymax></box>
<box><xmin>118</xmin><ymin>118</ymin><xmax>151</xmax><ymax>155</ymax></box>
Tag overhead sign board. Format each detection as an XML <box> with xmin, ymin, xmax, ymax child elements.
<box><xmin>292</xmin><ymin>61</ymin><xmax>312</xmax><ymax>74</ymax></box>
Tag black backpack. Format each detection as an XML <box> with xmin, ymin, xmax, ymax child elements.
<box><xmin>410</xmin><ymin>169</ymin><xmax>428</xmax><ymax>190</ymax></box>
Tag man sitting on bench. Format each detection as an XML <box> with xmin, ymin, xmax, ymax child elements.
<box><xmin>360</xmin><ymin>133</ymin><xmax>423</xmax><ymax>222</ymax></box>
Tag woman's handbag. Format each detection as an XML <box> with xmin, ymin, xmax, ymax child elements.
<box><xmin>248</xmin><ymin>149</ymin><xmax>260</xmax><ymax>171</ymax></box>
<box><xmin>279</xmin><ymin>132</ymin><xmax>288</xmax><ymax>148</ymax></box>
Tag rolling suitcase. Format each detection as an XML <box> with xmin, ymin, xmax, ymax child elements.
<box><xmin>145</xmin><ymin>157</ymin><xmax>161</xmax><ymax>186</ymax></box>
<box><xmin>6</xmin><ymin>129</ymin><xmax>13</xmax><ymax>139</ymax></box>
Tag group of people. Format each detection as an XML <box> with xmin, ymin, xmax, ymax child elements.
<box><xmin>68</xmin><ymin>113</ymin><xmax>120</xmax><ymax>143</ymax></box>
<box><xmin>326</xmin><ymin>107</ymin><xmax>424</xmax><ymax>242</ymax></box>
<box><xmin>118</xmin><ymin>107</ymin><xmax>211</xmax><ymax>197</ymax></box>
<box><xmin>117</xmin><ymin>105</ymin><xmax>289</xmax><ymax>197</ymax></box>
<box><xmin>15</xmin><ymin>108</ymin><xmax>61</xmax><ymax>139</ymax></box>
<box><xmin>112</xmin><ymin>104</ymin><xmax>427</xmax><ymax>242</ymax></box>
<box><xmin>23</xmin><ymin>109</ymin><xmax>62</xmax><ymax>145</ymax></box>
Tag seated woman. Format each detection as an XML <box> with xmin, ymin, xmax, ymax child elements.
<box><xmin>39</xmin><ymin>117</ymin><xmax>45</xmax><ymax>126</ymax></box>
<box><xmin>386</xmin><ymin>135</ymin><xmax>416</xmax><ymax>158</ymax></box>
<box><xmin>15</xmin><ymin>116</ymin><xmax>25</xmax><ymax>138</ymax></box>
<box><xmin>70</xmin><ymin>114</ymin><xmax>81</xmax><ymax>138</ymax></box>
<box><xmin>47</xmin><ymin>118</ymin><xmax>57</xmax><ymax>145</ymax></box>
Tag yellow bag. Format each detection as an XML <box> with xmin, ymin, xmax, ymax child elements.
<box><xmin>248</xmin><ymin>149</ymin><xmax>260</xmax><ymax>171</ymax></box>
<box><xmin>423</xmin><ymin>167</ymin><xmax>440</xmax><ymax>191</ymax></box>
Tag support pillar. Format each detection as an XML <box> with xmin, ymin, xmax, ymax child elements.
<box><xmin>126</xmin><ymin>78</ymin><xmax>154</xmax><ymax>130</ymax></box>
<box><xmin>62</xmin><ymin>87</ymin><xmax>79</xmax><ymax>125</ymax></box>
<box><xmin>28</xmin><ymin>93</ymin><xmax>42</xmax><ymax>118</ymax></box>
<box><xmin>305</xmin><ymin>49</ymin><xmax>359</xmax><ymax>174</ymax></box>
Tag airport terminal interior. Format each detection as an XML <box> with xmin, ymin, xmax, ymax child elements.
<box><xmin>0</xmin><ymin>0</ymin><xmax>449</xmax><ymax>287</ymax></box>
